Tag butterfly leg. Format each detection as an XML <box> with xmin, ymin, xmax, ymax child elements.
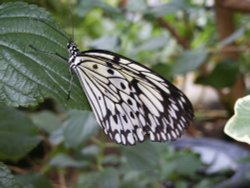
<box><xmin>67</xmin><ymin>67</ymin><xmax>74</xmax><ymax>101</ymax></box>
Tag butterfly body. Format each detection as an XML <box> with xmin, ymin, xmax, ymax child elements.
<box><xmin>67</xmin><ymin>42</ymin><xmax>194</xmax><ymax>145</ymax></box>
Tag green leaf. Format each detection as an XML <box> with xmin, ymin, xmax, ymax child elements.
<box><xmin>63</xmin><ymin>110</ymin><xmax>99</xmax><ymax>148</ymax></box>
<box><xmin>126</xmin><ymin>0</ymin><xmax>147</xmax><ymax>12</ymax></box>
<box><xmin>76</xmin><ymin>172</ymin><xmax>99</xmax><ymax>188</ymax></box>
<box><xmin>147</xmin><ymin>0</ymin><xmax>188</xmax><ymax>17</ymax></box>
<box><xmin>15</xmin><ymin>173</ymin><xmax>52</xmax><ymax>188</ymax></box>
<box><xmin>102</xmin><ymin>154</ymin><xmax>120</xmax><ymax>165</ymax></box>
<box><xmin>48</xmin><ymin>125</ymin><xmax>64</xmax><ymax>146</ymax></box>
<box><xmin>122</xmin><ymin>142</ymin><xmax>159</xmax><ymax>171</ymax></box>
<box><xmin>224</xmin><ymin>95</ymin><xmax>250</xmax><ymax>144</ymax></box>
<box><xmin>172</xmin><ymin>49</ymin><xmax>208</xmax><ymax>75</ymax></box>
<box><xmin>49</xmin><ymin>154</ymin><xmax>88</xmax><ymax>168</ymax></box>
<box><xmin>0</xmin><ymin>162</ymin><xmax>22</xmax><ymax>188</ymax></box>
<box><xmin>30</xmin><ymin>111</ymin><xmax>61</xmax><ymax>133</ymax></box>
<box><xmin>196</xmin><ymin>59</ymin><xmax>240</xmax><ymax>89</ymax></box>
<box><xmin>90</xmin><ymin>35</ymin><xmax>120</xmax><ymax>50</ymax></box>
<box><xmin>151</xmin><ymin>63</ymin><xmax>172</xmax><ymax>80</ymax></box>
<box><xmin>133</xmin><ymin>36</ymin><xmax>169</xmax><ymax>53</ymax></box>
<box><xmin>81</xmin><ymin>145</ymin><xmax>99</xmax><ymax>156</ymax></box>
<box><xmin>120</xmin><ymin>171</ymin><xmax>150</xmax><ymax>188</ymax></box>
<box><xmin>0</xmin><ymin>106</ymin><xmax>42</xmax><ymax>161</ymax></box>
<box><xmin>97</xmin><ymin>168</ymin><xmax>119</xmax><ymax>188</ymax></box>
<box><xmin>0</xmin><ymin>2</ymin><xmax>87</xmax><ymax>109</ymax></box>
<box><xmin>76</xmin><ymin>0</ymin><xmax>121</xmax><ymax>17</ymax></box>
<box><xmin>160</xmin><ymin>150</ymin><xmax>204</xmax><ymax>179</ymax></box>
<box><xmin>77</xmin><ymin>168</ymin><xmax>119</xmax><ymax>188</ymax></box>
<box><xmin>218</xmin><ymin>28</ymin><xmax>245</xmax><ymax>48</ymax></box>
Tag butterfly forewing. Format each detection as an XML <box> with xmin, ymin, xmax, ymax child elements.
<box><xmin>68</xmin><ymin>43</ymin><xmax>194</xmax><ymax>145</ymax></box>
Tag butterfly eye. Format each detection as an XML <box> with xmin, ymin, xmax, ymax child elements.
<box><xmin>68</xmin><ymin>46</ymin><xmax>194</xmax><ymax>145</ymax></box>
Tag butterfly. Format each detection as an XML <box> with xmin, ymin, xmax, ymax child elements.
<box><xmin>67</xmin><ymin>41</ymin><xmax>194</xmax><ymax>145</ymax></box>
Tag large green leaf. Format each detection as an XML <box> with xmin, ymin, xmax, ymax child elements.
<box><xmin>0</xmin><ymin>106</ymin><xmax>42</xmax><ymax>161</ymax></box>
<box><xmin>224</xmin><ymin>95</ymin><xmax>250</xmax><ymax>144</ymax></box>
<box><xmin>0</xmin><ymin>2</ymin><xmax>87</xmax><ymax>109</ymax></box>
<box><xmin>0</xmin><ymin>162</ymin><xmax>22</xmax><ymax>188</ymax></box>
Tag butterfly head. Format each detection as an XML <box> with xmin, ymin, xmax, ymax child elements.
<box><xmin>67</xmin><ymin>41</ymin><xmax>80</xmax><ymax>63</ymax></box>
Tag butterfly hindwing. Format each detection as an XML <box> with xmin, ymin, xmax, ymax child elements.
<box><xmin>68</xmin><ymin>44</ymin><xmax>194</xmax><ymax>145</ymax></box>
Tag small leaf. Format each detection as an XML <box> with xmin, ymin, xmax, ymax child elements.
<box><xmin>75</xmin><ymin>0</ymin><xmax>120</xmax><ymax>17</ymax></box>
<box><xmin>126</xmin><ymin>0</ymin><xmax>147</xmax><ymax>12</ymax></box>
<box><xmin>90</xmin><ymin>35</ymin><xmax>120</xmax><ymax>50</ymax></box>
<box><xmin>0</xmin><ymin>2</ymin><xmax>87</xmax><ymax>109</ymax></box>
<box><xmin>133</xmin><ymin>36</ymin><xmax>169</xmax><ymax>53</ymax></box>
<box><xmin>49</xmin><ymin>125</ymin><xmax>64</xmax><ymax>146</ymax></box>
<box><xmin>218</xmin><ymin>28</ymin><xmax>245</xmax><ymax>48</ymax></box>
<box><xmin>172</xmin><ymin>49</ymin><xmax>208</xmax><ymax>74</ymax></box>
<box><xmin>49</xmin><ymin>153</ymin><xmax>89</xmax><ymax>168</ymax></box>
<box><xmin>0</xmin><ymin>106</ymin><xmax>42</xmax><ymax>161</ymax></box>
<box><xmin>81</xmin><ymin>145</ymin><xmax>99</xmax><ymax>156</ymax></box>
<box><xmin>15</xmin><ymin>173</ymin><xmax>52</xmax><ymax>188</ymax></box>
<box><xmin>30</xmin><ymin>111</ymin><xmax>61</xmax><ymax>133</ymax></box>
<box><xmin>102</xmin><ymin>155</ymin><xmax>120</xmax><ymax>165</ymax></box>
<box><xmin>224</xmin><ymin>95</ymin><xmax>250</xmax><ymax>144</ymax></box>
<box><xmin>0</xmin><ymin>162</ymin><xmax>22</xmax><ymax>188</ymax></box>
<box><xmin>196</xmin><ymin>59</ymin><xmax>240</xmax><ymax>89</ymax></box>
<box><xmin>63</xmin><ymin>110</ymin><xmax>99</xmax><ymax>148</ymax></box>
<box><xmin>147</xmin><ymin>0</ymin><xmax>188</xmax><ymax>17</ymax></box>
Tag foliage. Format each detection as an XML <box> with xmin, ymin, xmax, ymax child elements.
<box><xmin>0</xmin><ymin>162</ymin><xmax>22</xmax><ymax>188</ymax></box>
<box><xmin>0</xmin><ymin>106</ymin><xmax>42</xmax><ymax>161</ymax></box>
<box><xmin>0</xmin><ymin>2</ymin><xmax>86</xmax><ymax>109</ymax></box>
<box><xmin>0</xmin><ymin>0</ymin><xmax>250</xmax><ymax>187</ymax></box>
<box><xmin>225</xmin><ymin>95</ymin><xmax>250</xmax><ymax>144</ymax></box>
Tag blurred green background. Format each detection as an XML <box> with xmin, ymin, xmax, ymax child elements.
<box><xmin>1</xmin><ymin>0</ymin><xmax>250</xmax><ymax>187</ymax></box>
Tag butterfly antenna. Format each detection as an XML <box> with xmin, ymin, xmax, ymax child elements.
<box><xmin>68</xmin><ymin>1</ymin><xmax>75</xmax><ymax>42</ymax></box>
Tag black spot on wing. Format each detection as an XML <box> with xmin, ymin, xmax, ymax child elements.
<box><xmin>113</xmin><ymin>115</ymin><xmax>118</xmax><ymax>124</ymax></box>
<box><xmin>107</xmin><ymin>69</ymin><xmax>114</xmax><ymax>75</ymax></box>
<box><xmin>120</xmin><ymin>82</ymin><xmax>126</xmax><ymax>89</ymax></box>
<box><xmin>127</xmin><ymin>99</ymin><xmax>132</xmax><ymax>105</ymax></box>
<box><xmin>113</xmin><ymin>56</ymin><xmax>120</xmax><ymax>62</ymax></box>
<box><xmin>93</xmin><ymin>64</ymin><xmax>98</xmax><ymax>69</ymax></box>
<box><xmin>107</xmin><ymin>62</ymin><xmax>113</xmax><ymax>68</ymax></box>
<box><xmin>130</xmin><ymin>111</ymin><xmax>135</xmax><ymax>119</ymax></box>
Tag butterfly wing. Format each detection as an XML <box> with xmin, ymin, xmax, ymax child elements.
<box><xmin>71</xmin><ymin>49</ymin><xmax>194</xmax><ymax>145</ymax></box>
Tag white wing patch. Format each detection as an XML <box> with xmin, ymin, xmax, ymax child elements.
<box><xmin>68</xmin><ymin>46</ymin><xmax>194</xmax><ymax>145</ymax></box>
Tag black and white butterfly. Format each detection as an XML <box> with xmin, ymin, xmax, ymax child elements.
<box><xmin>67</xmin><ymin>41</ymin><xmax>194</xmax><ymax>145</ymax></box>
